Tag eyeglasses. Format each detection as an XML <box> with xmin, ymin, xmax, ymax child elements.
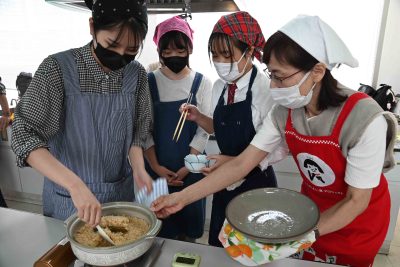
<box><xmin>263</xmin><ymin>68</ymin><xmax>303</xmax><ymax>83</ymax></box>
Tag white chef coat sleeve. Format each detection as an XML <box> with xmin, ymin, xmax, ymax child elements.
<box><xmin>253</xmin><ymin>81</ymin><xmax>289</xmax><ymax>169</ymax></box>
<box><xmin>258</xmin><ymin>142</ymin><xmax>289</xmax><ymax>170</ymax></box>
<box><xmin>345</xmin><ymin>115</ymin><xmax>387</xmax><ymax>188</ymax></box>
<box><xmin>190</xmin><ymin>76</ymin><xmax>213</xmax><ymax>152</ymax></box>
<box><xmin>250</xmin><ymin>108</ymin><xmax>285</xmax><ymax>164</ymax></box>
<box><xmin>208</xmin><ymin>79</ymin><xmax>225</xmax><ymax>118</ymax></box>
<box><xmin>251</xmin><ymin>109</ymin><xmax>283</xmax><ymax>152</ymax></box>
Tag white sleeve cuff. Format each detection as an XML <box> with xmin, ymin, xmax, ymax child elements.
<box><xmin>190</xmin><ymin>129</ymin><xmax>210</xmax><ymax>153</ymax></box>
<box><xmin>250</xmin><ymin>111</ymin><xmax>282</xmax><ymax>153</ymax></box>
<box><xmin>345</xmin><ymin>115</ymin><xmax>387</xmax><ymax>189</ymax></box>
<box><xmin>259</xmin><ymin>142</ymin><xmax>289</xmax><ymax>170</ymax></box>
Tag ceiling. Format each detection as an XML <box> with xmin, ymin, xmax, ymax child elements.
<box><xmin>45</xmin><ymin>0</ymin><xmax>239</xmax><ymax>14</ymax></box>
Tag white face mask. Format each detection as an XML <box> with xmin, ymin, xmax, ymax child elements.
<box><xmin>270</xmin><ymin>71</ymin><xmax>316</xmax><ymax>109</ymax></box>
<box><xmin>213</xmin><ymin>51</ymin><xmax>249</xmax><ymax>82</ymax></box>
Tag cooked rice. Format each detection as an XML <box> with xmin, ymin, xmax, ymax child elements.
<box><xmin>100</xmin><ymin>215</ymin><xmax>129</xmax><ymax>230</ymax></box>
<box><xmin>74</xmin><ymin>215</ymin><xmax>150</xmax><ymax>247</ymax></box>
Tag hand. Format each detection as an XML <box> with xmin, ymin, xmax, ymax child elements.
<box><xmin>69</xmin><ymin>181</ymin><xmax>102</xmax><ymax>227</ymax></box>
<box><xmin>150</xmin><ymin>192</ymin><xmax>186</xmax><ymax>218</ymax></box>
<box><xmin>0</xmin><ymin>116</ymin><xmax>10</xmax><ymax>131</ymax></box>
<box><xmin>180</xmin><ymin>104</ymin><xmax>200</xmax><ymax>122</ymax></box>
<box><xmin>201</xmin><ymin>154</ymin><xmax>234</xmax><ymax>175</ymax></box>
<box><xmin>167</xmin><ymin>167</ymin><xmax>189</xmax><ymax>187</ymax></box>
<box><xmin>155</xmin><ymin>165</ymin><xmax>177</xmax><ymax>181</ymax></box>
<box><xmin>133</xmin><ymin>167</ymin><xmax>153</xmax><ymax>193</ymax></box>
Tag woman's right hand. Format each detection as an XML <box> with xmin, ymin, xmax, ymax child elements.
<box><xmin>180</xmin><ymin>103</ymin><xmax>201</xmax><ymax>122</ymax></box>
<box><xmin>69</xmin><ymin>181</ymin><xmax>102</xmax><ymax>228</ymax></box>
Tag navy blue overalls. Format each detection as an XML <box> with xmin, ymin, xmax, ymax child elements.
<box><xmin>209</xmin><ymin>66</ymin><xmax>277</xmax><ymax>246</ymax></box>
<box><xmin>147</xmin><ymin>72</ymin><xmax>206</xmax><ymax>239</ymax></box>
<box><xmin>43</xmin><ymin>50</ymin><xmax>137</xmax><ymax>220</ymax></box>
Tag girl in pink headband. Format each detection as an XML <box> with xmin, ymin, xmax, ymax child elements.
<box><xmin>144</xmin><ymin>16</ymin><xmax>213</xmax><ymax>242</ymax></box>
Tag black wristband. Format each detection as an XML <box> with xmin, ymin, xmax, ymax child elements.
<box><xmin>313</xmin><ymin>228</ymin><xmax>320</xmax><ymax>239</ymax></box>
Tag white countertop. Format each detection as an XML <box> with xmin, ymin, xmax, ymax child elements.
<box><xmin>0</xmin><ymin>207</ymin><xmax>344</xmax><ymax>267</ymax></box>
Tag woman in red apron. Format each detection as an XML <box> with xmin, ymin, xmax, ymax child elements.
<box><xmin>151</xmin><ymin>15</ymin><xmax>396</xmax><ymax>266</ymax></box>
<box><xmin>283</xmin><ymin>93</ymin><xmax>390</xmax><ymax>266</ymax></box>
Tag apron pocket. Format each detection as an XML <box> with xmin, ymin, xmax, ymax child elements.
<box><xmin>109</xmin><ymin>110</ymin><xmax>127</xmax><ymax>142</ymax></box>
<box><xmin>87</xmin><ymin>176</ymin><xmax>134</xmax><ymax>195</ymax></box>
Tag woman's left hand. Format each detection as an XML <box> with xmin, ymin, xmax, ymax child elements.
<box><xmin>133</xmin><ymin>168</ymin><xmax>153</xmax><ymax>193</ymax></box>
<box><xmin>201</xmin><ymin>154</ymin><xmax>234</xmax><ymax>175</ymax></box>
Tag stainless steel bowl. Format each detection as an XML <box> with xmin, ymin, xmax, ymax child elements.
<box><xmin>65</xmin><ymin>202</ymin><xmax>162</xmax><ymax>266</ymax></box>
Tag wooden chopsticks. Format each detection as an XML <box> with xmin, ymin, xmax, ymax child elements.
<box><xmin>173</xmin><ymin>92</ymin><xmax>193</xmax><ymax>142</ymax></box>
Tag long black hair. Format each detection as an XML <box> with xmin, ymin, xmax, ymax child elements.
<box><xmin>263</xmin><ymin>32</ymin><xmax>347</xmax><ymax>111</ymax></box>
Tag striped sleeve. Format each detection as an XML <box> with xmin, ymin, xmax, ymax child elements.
<box><xmin>11</xmin><ymin>56</ymin><xmax>64</xmax><ymax>167</ymax></box>
<box><xmin>131</xmin><ymin>66</ymin><xmax>153</xmax><ymax>148</ymax></box>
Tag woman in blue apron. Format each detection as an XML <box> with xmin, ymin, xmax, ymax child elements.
<box><xmin>11</xmin><ymin>0</ymin><xmax>153</xmax><ymax>226</ymax></box>
<box><xmin>178</xmin><ymin>12</ymin><xmax>280</xmax><ymax>247</ymax></box>
<box><xmin>144</xmin><ymin>16</ymin><xmax>212</xmax><ymax>241</ymax></box>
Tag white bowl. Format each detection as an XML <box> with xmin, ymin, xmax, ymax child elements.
<box><xmin>184</xmin><ymin>154</ymin><xmax>211</xmax><ymax>173</ymax></box>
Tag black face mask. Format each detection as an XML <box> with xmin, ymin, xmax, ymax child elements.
<box><xmin>161</xmin><ymin>56</ymin><xmax>188</xmax><ymax>74</ymax></box>
<box><xmin>93</xmin><ymin>41</ymin><xmax>136</xmax><ymax>71</ymax></box>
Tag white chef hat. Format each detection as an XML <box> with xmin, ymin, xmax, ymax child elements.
<box><xmin>279</xmin><ymin>15</ymin><xmax>358</xmax><ymax>70</ymax></box>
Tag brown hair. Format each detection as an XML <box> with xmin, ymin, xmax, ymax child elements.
<box><xmin>263</xmin><ymin>32</ymin><xmax>347</xmax><ymax>110</ymax></box>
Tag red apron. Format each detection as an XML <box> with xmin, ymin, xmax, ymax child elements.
<box><xmin>285</xmin><ymin>93</ymin><xmax>390</xmax><ymax>267</ymax></box>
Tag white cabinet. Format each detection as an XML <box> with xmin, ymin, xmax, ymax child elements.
<box><xmin>380</xmin><ymin>159</ymin><xmax>400</xmax><ymax>254</ymax></box>
<box><xmin>0</xmin><ymin>127</ymin><xmax>44</xmax><ymax>201</ymax></box>
<box><xmin>19</xmin><ymin>167</ymin><xmax>44</xmax><ymax>195</ymax></box>
<box><xmin>0</xmin><ymin>145</ymin><xmax>22</xmax><ymax>192</ymax></box>
<box><xmin>273</xmin><ymin>154</ymin><xmax>400</xmax><ymax>255</ymax></box>
<box><xmin>0</xmin><ymin>127</ymin><xmax>21</xmax><ymax>192</ymax></box>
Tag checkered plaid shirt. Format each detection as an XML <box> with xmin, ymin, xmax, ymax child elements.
<box><xmin>11</xmin><ymin>43</ymin><xmax>153</xmax><ymax>167</ymax></box>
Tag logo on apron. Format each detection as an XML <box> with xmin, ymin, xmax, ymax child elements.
<box><xmin>297</xmin><ymin>153</ymin><xmax>335</xmax><ymax>187</ymax></box>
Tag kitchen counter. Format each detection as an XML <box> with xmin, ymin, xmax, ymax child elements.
<box><xmin>0</xmin><ymin>207</ymin><xmax>343</xmax><ymax>267</ymax></box>
<box><xmin>153</xmin><ymin>239</ymin><xmax>343</xmax><ymax>267</ymax></box>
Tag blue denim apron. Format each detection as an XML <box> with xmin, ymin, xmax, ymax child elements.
<box><xmin>43</xmin><ymin>50</ymin><xmax>137</xmax><ymax>220</ymax></box>
<box><xmin>147</xmin><ymin>72</ymin><xmax>205</xmax><ymax>239</ymax></box>
<box><xmin>209</xmin><ymin>66</ymin><xmax>277</xmax><ymax>246</ymax></box>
